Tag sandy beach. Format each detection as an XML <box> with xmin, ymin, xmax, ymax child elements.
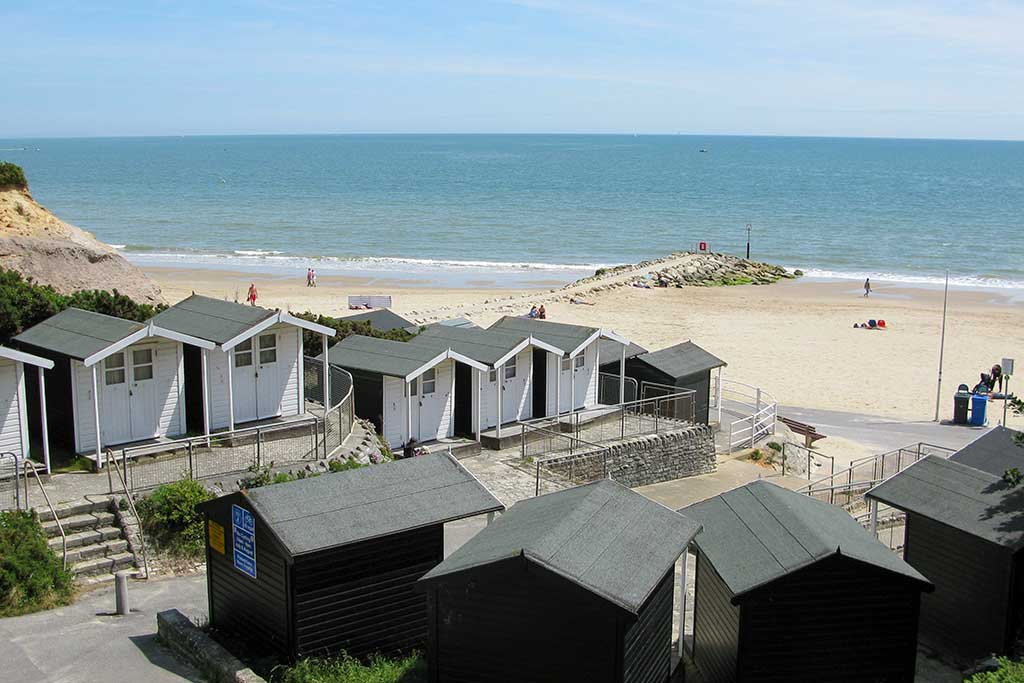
<box><xmin>148</xmin><ymin>264</ymin><xmax>1024</xmax><ymax>429</ymax></box>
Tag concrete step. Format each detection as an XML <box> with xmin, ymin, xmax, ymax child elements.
<box><xmin>42</xmin><ymin>511</ymin><xmax>116</xmax><ymax>537</ymax></box>
<box><xmin>64</xmin><ymin>539</ymin><xmax>129</xmax><ymax>565</ymax></box>
<box><xmin>71</xmin><ymin>552</ymin><xmax>135</xmax><ymax>577</ymax></box>
<box><xmin>49</xmin><ymin>526</ymin><xmax>122</xmax><ymax>550</ymax></box>
<box><xmin>35</xmin><ymin>498</ymin><xmax>110</xmax><ymax>523</ymax></box>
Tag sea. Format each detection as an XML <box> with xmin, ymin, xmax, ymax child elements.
<box><xmin>2</xmin><ymin>134</ymin><xmax>1022</xmax><ymax>289</ymax></box>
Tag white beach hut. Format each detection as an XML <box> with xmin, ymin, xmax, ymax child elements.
<box><xmin>14</xmin><ymin>308</ymin><xmax>215</xmax><ymax>466</ymax></box>
<box><xmin>0</xmin><ymin>346</ymin><xmax>54</xmax><ymax>471</ymax></box>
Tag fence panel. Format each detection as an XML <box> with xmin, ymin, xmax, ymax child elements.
<box><xmin>598</xmin><ymin>373</ymin><xmax>638</xmax><ymax>405</ymax></box>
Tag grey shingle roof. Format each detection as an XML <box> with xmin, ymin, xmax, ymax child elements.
<box><xmin>14</xmin><ymin>308</ymin><xmax>145</xmax><ymax>361</ymax></box>
<box><xmin>867</xmin><ymin>455</ymin><xmax>1024</xmax><ymax>550</ymax></box>
<box><xmin>408</xmin><ymin>325</ymin><xmax>532</xmax><ymax>367</ymax></box>
<box><xmin>637</xmin><ymin>341</ymin><xmax>726</xmax><ymax>379</ymax></box>
<box><xmin>949</xmin><ymin>427</ymin><xmax>1024</xmax><ymax>477</ymax></box>
<box><xmin>237</xmin><ymin>453</ymin><xmax>503</xmax><ymax>556</ymax></box>
<box><xmin>489</xmin><ymin>316</ymin><xmax>597</xmax><ymax>355</ymax></box>
<box><xmin>434</xmin><ymin>317</ymin><xmax>479</xmax><ymax>330</ymax></box>
<box><xmin>684</xmin><ymin>480</ymin><xmax>930</xmax><ymax>599</ymax></box>
<box><xmin>341</xmin><ymin>309</ymin><xmax>416</xmax><ymax>332</ymax></box>
<box><xmin>327</xmin><ymin>334</ymin><xmax>447</xmax><ymax>378</ymax></box>
<box><xmin>419</xmin><ymin>479</ymin><xmax>700</xmax><ymax>613</ymax></box>
<box><xmin>598</xmin><ymin>339</ymin><xmax>648</xmax><ymax>365</ymax></box>
<box><xmin>150</xmin><ymin>294</ymin><xmax>276</xmax><ymax>345</ymax></box>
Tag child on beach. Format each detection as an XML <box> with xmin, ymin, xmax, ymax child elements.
<box><xmin>247</xmin><ymin>283</ymin><xmax>258</xmax><ymax>306</ymax></box>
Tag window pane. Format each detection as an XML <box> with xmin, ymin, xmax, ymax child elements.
<box><xmin>504</xmin><ymin>363</ymin><xmax>516</xmax><ymax>379</ymax></box>
<box><xmin>132</xmin><ymin>349</ymin><xmax>152</xmax><ymax>365</ymax></box>
<box><xmin>423</xmin><ymin>380</ymin><xmax>436</xmax><ymax>395</ymax></box>
<box><xmin>422</xmin><ymin>368</ymin><xmax>436</xmax><ymax>382</ymax></box>
<box><xmin>488</xmin><ymin>370</ymin><xmax>497</xmax><ymax>383</ymax></box>
<box><xmin>575</xmin><ymin>356</ymin><xmax>585</xmax><ymax>368</ymax></box>
<box><xmin>236</xmin><ymin>338</ymin><xmax>253</xmax><ymax>352</ymax></box>
<box><xmin>259</xmin><ymin>349</ymin><xmax>277</xmax><ymax>364</ymax></box>
<box><xmin>259</xmin><ymin>334</ymin><xmax>276</xmax><ymax>350</ymax></box>
<box><xmin>105</xmin><ymin>353</ymin><xmax>125</xmax><ymax>370</ymax></box>
<box><xmin>235</xmin><ymin>352</ymin><xmax>253</xmax><ymax>367</ymax></box>
<box><xmin>410</xmin><ymin>378</ymin><xmax>418</xmax><ymax>395</ymax></box>
<box><xmin>134</xmin><ymin>365</ymin><xmax>154</xmax><ymax>381</ymax></box>
<box><xmin>561</xmin><ymin>358</ymin><xmax>571</xmax><ymax>371</ymax></box>
<box><xmin>105</xmin><ymin>368</ymin><xmax>125</xmax><ymax>385</ymax></box>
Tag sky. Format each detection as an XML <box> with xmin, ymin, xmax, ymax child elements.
<box><xmin>2</xmin><ymin>1</ymin><xmax>1023</xmax><ymax>140</ymax></box>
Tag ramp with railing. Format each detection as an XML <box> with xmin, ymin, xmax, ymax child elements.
<box><xmin>718</xmin><ymin>380</ymin><xmax>778</xmax><ymax>452</ymax></box>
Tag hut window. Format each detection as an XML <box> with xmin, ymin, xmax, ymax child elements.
<box><xmin>132</xmin><ymin>349</ymin><xmax>154</xmax><ymax>381</ymax></box>
<box><xmin>504</xmin><ymin>361</ymin><xmax>517</xmax><ymax>380</ymax></box>
<box><xmin>422</xmin><ymin>368</ymin><xmax>436</xmax><ymax>395</ymax></box>
<box><xmin>235</xmin><ymin>339</ymin><xmax>253</xmax><ymax>367</ymax></box>
<box><xmin>488</xmin><ymin>369</ymin><xmax>497</xmax><ymax>383</ymax></box>
<box><xmin>574</xmin><ymin>355</ymin><xmax>585</xmax><ymax>369</ymax></box>
<box><xmin>561</xmin><ymin>357</ymin><xmax>571</xmax><ymax>372</ymax></box>
<box><xmin>409</xmin><ymin>378</ymin><xmax>418</xmax><ymax>395</ymax></box>
<box><xmin>258</xmin><ymin>334</ymin><xmax>277</xmax><ymax>364</ymax></box>
<box><xmin>105</xmin><ymin>353</ymin><xmax>126</xmax><ymax>385</ymax></box>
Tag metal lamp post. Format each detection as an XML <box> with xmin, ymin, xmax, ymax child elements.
<box><xmin>745</xmin><ymin>224</ymin><xmax>752</xmax><ymax>259</ymax></box>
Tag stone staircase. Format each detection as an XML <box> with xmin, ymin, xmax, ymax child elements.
<box><xmin>37</xmin><ymin>498</ymin><xmax>136</xmax><ymax>580</ymax></box>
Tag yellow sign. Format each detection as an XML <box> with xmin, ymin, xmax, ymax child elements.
<box><xmin>208</xmin><ymin>520</ymin><xmax>225</xmax><ymax>555</ymax></box>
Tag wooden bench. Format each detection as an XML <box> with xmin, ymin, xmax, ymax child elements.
<box><xmin>778</xmin><ymin>416</ymin><xmax>827</xmax><ymax>448</ymax></box>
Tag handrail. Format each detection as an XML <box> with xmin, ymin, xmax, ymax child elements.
<box><xmin>25</xmin><ymin>462</ymin><xmax>67</xmax><ymax>570</ymax></box>
<box><xmin>119</xmin><ymin>414</ymin><xmax>320</xmax><ymax>461</ymax></box>
<box><xmin>108</xmin><ymin>449</ymin><xmax>151</xmax><ymax>579</ymax></box>
<box><xmin>796</xmin><ymin>441</ymin><xmax>956</xmax><ymax>495</ymax></box>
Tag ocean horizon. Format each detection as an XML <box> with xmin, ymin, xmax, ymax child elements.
<box><xmin>4</xmin><ymin>133</ymin><xmax>1023</xmax><ymax>289</ymax></box>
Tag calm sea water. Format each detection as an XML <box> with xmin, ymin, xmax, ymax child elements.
<box><xmin>3</xmin><ymin>134</ymin><xmax>1023</xmax><ymax>287</ymax></box>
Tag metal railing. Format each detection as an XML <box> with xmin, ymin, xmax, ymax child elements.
<box><xmin>320</xmin><ymin>370</ymin><xmax>355</xmax><ymax>459</ymax></box>
<box><xmin>779</xmin><ymin>442</ymin><xmax>836</xmax><ymax>480</ymax></box>
<box><xmin>1</xmin><ymin>452</ymin><xmax>23</xmax><ymax>511</ymax></box>
<box><xmin>796</xmin><ymin>442</ymin><xmax>956</xmax><ymax>508</ymax></box>
<box><xmin>716</xmin><ymin>380</ymin><xmax>779</xmax><ymax>452</ymax></box>
<box><xmin>598</xmin><ymin>372</ymin><xmax>638</xmax><ymax>405</ymax></box>
<box><xmin>107</xmin><ymin>449</ymin><xmax>151</xmax><ymax>578</ymax></box>
<box><xmin>26</xmin><ymin>462</ymin><xmax>67</xmax><ymax>570</ymax></box>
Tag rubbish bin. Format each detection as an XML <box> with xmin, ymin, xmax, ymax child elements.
<box><xmin>953</xmin><ymin>390</ymin><xmax>971</xmax><ymax>425</ymax></box>
<box><xmin>970</xmin><ymin>394</ymin><xmax>989</xmax><ymax>426</ymax></box>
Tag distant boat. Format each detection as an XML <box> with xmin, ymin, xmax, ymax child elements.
<box><xmin>699</xmin><ymin>148</ymin><xmax>709</xmax><ymax>153</ymax></box>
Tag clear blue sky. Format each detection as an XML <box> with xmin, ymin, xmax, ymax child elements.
<box><xmin>4</xmin><ymin>1</ymin><xmax>1022</xmax><ymax>140</ymax></box>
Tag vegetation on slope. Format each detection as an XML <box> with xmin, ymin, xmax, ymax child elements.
<box><xmin>0</xmin><ymin>510</ymin><xmax>75</xmax><ymax>616</ymax></box>
<box><xmin>0</xmin><ymin>161</ymin><xmax>28</xmax><ymax>188</ymax></box>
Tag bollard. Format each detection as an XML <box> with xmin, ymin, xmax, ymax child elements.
<box><xmin>115</xmin><ymin>570</ymin><xmax>131</xmax><ymax>615</ymax></box>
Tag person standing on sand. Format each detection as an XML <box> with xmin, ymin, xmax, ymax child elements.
<box><xmin>311</xmin><ymin>269</ymin><xmax>317</xmax><ymax>287</ymax></box>
<box><xmin>247</xmin><ymin>283</ymin><xmax>258</xmax><ymax>306</ymax></box>
<box><xmin>864</xmin><ymin>278</ymin><xmax>871</xmax><ymax>297</ymax></box>
<box><xmin>306</xmin><ymin>268</ymin><xmax>312</xmax><ymax>287</ymax></box>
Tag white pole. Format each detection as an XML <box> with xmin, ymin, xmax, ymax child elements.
<box><xmin>869</xmin><ymin>498</ymin><xmax>879</xmax><ymax>538</ymax></box>
<box><xmin>554</xmin><ymin>353</ymin><xmax>561</xmax><ymax>419</ymax></box>
<box><xmin>619</xmin><ymin>345</ymin><xmax>626</xmax><ymax>405</ymax></box>
<box><xmin>594</xmin><ymin>343</ymin><xmax>600</xmax><ymax>406</ymax></box>
<box><xmin>475</xmin><ymin>369</ymin><xmax>482</xmax><ymax>442</ymax></box>
<box><xmin>524</xmin><ymin>351</ymin><xmax>532</xmax><ymax>420</ymax></box>
<box><xmin>716</xmin><ymin>366</ymin><xmax>723</xmax><ymax>424</ymax></box>
<box><xmin>934</xmin><ymin>270</ymin><xmax>949</xmax><ymax>422</ymax></box>
<box><xmin>227</xmin><ymin>348</ymin><xmax>236</xmax><ymax>432</ymax></box>
<box><xmin>678</xmin><ymin>547</ymin><xmax>689</xmax><ymax>657</ymax></box>
<box><xmin>91</xmin><ymin>365</ymin><xmax>103</xmax><ymax>468</ymax></box>
<box><xmin>406</xmin><ymin>379</ymin><xmax>413</xmax><ymax>445</ymax></box>
<box><xmin>322</xmin><ymin>333</ymin><xmax>330</xmax><ymax>410</ymax></box>
<box><xmin>449</xmin><ymin>361</ymin><xmax>456</xmax><ymax>437</ymax></box>
<box><xmin>571</xmin><ymin>357</ymin><xmax>576</xmax><ymax>414</ymax></box>
<box><xmin>201</xmin><ymin>349</ymin><xmax>210</xmax><ymax>440</ymax></box>
<box><xmin>496</xmin><ymin>363</ymin><xmax>503</xmax><ymax>439</ymax></box>
<box><xmin>37</xmin><ymin>366</ymin><xmax>50</xmax><ymax>474</ymax></box>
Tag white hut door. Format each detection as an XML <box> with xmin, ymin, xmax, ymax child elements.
<box><xmin>255</xmin><ymin>333</ymin><xmax>280</xmax><ymax>419</ymax></box>
<box><xmin>417</xmin><ymin>367</ymin><xmax>445</xmax><ymax>441</ymax></box>
<box><xmin>99</xmin><ymin>353</ymin><xmax>131</xmax><ymax>444</ymax></box>
<box><xmin>128</xmin><ymin>347</ymin><xmax>159</xmax><ymax>441</ymax></box>
<box><xmin>502</xmin><ymin>358</ymin><xmax>520</xmax><ymax>423</ymax></box>
<box><xmin>409</xmin><ymin>378</ymin><xmax>421</xmax><ymax>441</ymax></box>
<box><xmin>572</xmin><ymin>354</ymin><xmax>588</xmax><ymax>409</ymax></box>
<box><xmin>558</xmin><ymin>357</ymin><xmax>572</xmax><ymax>413</ymax></box>
<box><xmin>232</xmin><ymin>339</ymin><xmax>258</xmax><ymax>423</ymax></box>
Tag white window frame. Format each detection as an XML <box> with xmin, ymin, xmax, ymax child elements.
<box><xmin>132</xmin><ymin>348</ymin><xmax>154</xmax><ymax>382</ymax></box>
<box><xmin>504</xmin><ymin>361</ymin><xmax>517</xmax><ymax>380</ymax></box>
<box><xmin>422</xmin><ymin>368</ymin><xmax>436</xmax><ymax>395</ymax></box>
<box><xmin>105</xmin><ymin>352</ymin><xmax>126</xmax><ymax>385</ymax></box>
<box><xmin>488</xmin><ymin>369</ymin><xmax>498</xmax><ymax>383</ymax></box>
<box><xmin>574</xmin><ymin>355</ymin><xmax>585</xmax><ymax>370</ymax></box>
<box><xmin>258</xmin><ymin>333</ymin><xmax>277</xmax><ymax>365</ymax></box>
<box><xmin>561</xmin><ymin>357</ymin><xmax>571</xmax><ymax>372</ymax></box>
<box><xmin>235</xmin><ymin>338</ymin><xmax>254</xmax><ymax>367</ymax></box>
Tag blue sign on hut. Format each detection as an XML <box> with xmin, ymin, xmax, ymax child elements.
<box><xmin>197</xmin><ymin>452</ymin><xmax>503</xmax><ymax>662</ymax></box>
<box><xmin>416</xmin><ymin>479</ymin><xmax>701</xmax><ymax>682</ymax></box>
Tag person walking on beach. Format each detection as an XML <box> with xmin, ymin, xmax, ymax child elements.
<box><xmin>247</xmin><ymin>282</ymin><xmax>258</xmax><ymax>306</ymax></box>
<box><xmin>311</xmin><ymin>268</ymin><xmax>317</xmax><ymax>287</ymax></box>
<box><xmin>306</xmin><ymin>268</ymin><xmax>313</xmax><ymax>287</ymax></box>
<box><xmin>863</xmin><ymin>278</ymin><xmax>871</xmax><ymax>297</ymax></box>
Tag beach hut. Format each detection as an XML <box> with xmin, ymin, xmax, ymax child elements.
<box><xmin>866</xmin><ymin>446</ymin><xmax>1024</xmax><ymax>663</ymax></box>
<box><xmin>326</xmin><ymin>335</ymin><xmax>487</xmax><ymax>449</ymax></box>
<box><xmin>683</xmin><ymin>480</ymin><xmax>931</xmax><ymax>683</ymax></box>
<box><xmin>0</xmin><ymin>346</ymin><xmax>53</xmax><ymax>470</ymax></box>
<box><xmin>149</xmin><ymin>295</ymin><xmax>335</xmax><ymax>435</ymax></box>
<box><xmin>406</xmin><ymin>325</ymin><xmax>564</xmax><ymax>439</ymax></box>
<box><xmin>488</xmin><ymin>316</ymin><xmax>631</xmax><ymax>414</ymax></box>
<box><xmin>416</xmin><ymin>479</ymin><xmax>701</xmax><ymax>683</ymax></box>
<box><xmin>198</xmin><ymin>452</ymin><xmax>503</xmax><ymax>661</ymax></box>
<box><xmin>341</xmin><ymin>308</ymin><xmax>417</xmax><ymax>333</ymax></box>
<box><xmin>14</xmin><ymin>308</ymin><xmax>215</xmax><ymax>465</ymax></box>
<box><xmin>597</xmin><ymin>338</ymin><xmax>647</xmax><ymax>403</ymax></box>
<box><xmin>601</xmin><ymin>341</ymin><xmax>726</xmax><ymax>424</ymax></box>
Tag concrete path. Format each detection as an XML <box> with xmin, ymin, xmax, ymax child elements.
<box><xmin>638</xmin><ymin>459</ymin><xmax>808</xmax><ymax>510</ymax></box>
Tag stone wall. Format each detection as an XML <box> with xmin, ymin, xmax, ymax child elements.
<box><xmin>540</xmin><ymin>424</ymin><xmax>716</xmax><ymax>488</ymax></box>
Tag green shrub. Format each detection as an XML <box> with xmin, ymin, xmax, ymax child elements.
<box><xmin>328</xmin><ymin>458</ymin><xmax>365</xmax><ymax>473</ymax></box>
<box><xmin>294</xmin><ymin>312</ymin><xmax>415</xmax><ymax>356</ymax></box>
<box><xmin>0</xmin><ymin>510</ymin><xmax>75</xmax><ymax>616</ymax></box>
<box><xmin>137</xmin><ymin>479</ymin><xmax>214</xmax><ymax>559</ymax></box>
<box><xmin>766</xmin><ymin>441</ymin><xmax>782</xmax><ymax>452</ymax></box>
<box><xmin>966</xmin><ymin>658</ymin><xmax>1024</xmax><ymax>682</ymax></box>
<box><xmin>749</xmin><ymin>449</ymin><xmax>762</xmax><ymax>461</ymax></box>
<box><xmin>275</xmin><ymin>653</ymin><xmax>427</xmax><ymax>683</ymax></box>
<box><xmin>0</xmin><ymin>161</ymin><xmax>27</xmax><ymax>188</ymax></box>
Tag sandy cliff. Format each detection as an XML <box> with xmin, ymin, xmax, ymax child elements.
<box><xmin>0</xmin><ymin>185</ymin><xmax>163</xmax><ymax>304</ymax></box>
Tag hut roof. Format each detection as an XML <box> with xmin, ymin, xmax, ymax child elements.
<box><xmin>684</xmin><ymin>480</ymin><xmax>930</xmax><ymax>599</ymax></box>
<box><xmin>598</xmin><ymin>338</ymin><xmax>648</xmax><ymax>363</ymax></box>
<box><xmin>150</xmin><ymin>294</ymin><xmax>277</xmax><ymax>345</ymax></box>
<box><xmin>868</xmin><ymin>455</ymin><xmax>1024</xmax><ymax>551</ymax></box>
<box><xmin>327</xmin><ymin>334</ymin><xmax>486</xmax><ymax>379</ymax></box>
<box><xmin>636</xmin><ymin>341</ymin><xmax>726</xmax><ymax>379</ymax></box>
<box><xmin>949</xmin><ymin>426</ymin><xmax>1024</xmax><ymax>477</ymax></box>
<box><xmin>408</xmin><ymin>325</ymin><xmax>561</xmax><ymax>367</ymax></box>
<box><xmin>232</xmin><ymin>453</ymin><xmax>503</xmax><ymax>556</ymax></box>
<box><xmin>15</xmin><ymin>308</ymin><xmax>146</xmax><ymax>362</ymax></box>
<box><xmin>419</xmin><ymin>479</ymin><xmax>700</xmax><ymax>614</ymax></box>
<box><xmin>341</xmin><ymin>309</ymin><xmax>416</xmax><ymax>332</ymax></box>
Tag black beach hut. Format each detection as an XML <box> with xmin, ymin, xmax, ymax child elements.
<box><xmin>197</xmin><ymin>452</ymin><xmax>503</xmax><ymax>661</ymax></box>
<box><xmin>683</xmin><ymin>480</ymin><xmax>931</xmax><ymax>683</ymax></box>
<box><xmin>416</xmin><ymin>479</ymin><xmax>701</xmax><ymax>683</ymax></box>
<box><xmin>867</xmin><ymin>436</ymin><xmax>1024</xmax><ymax>664</ymax></box>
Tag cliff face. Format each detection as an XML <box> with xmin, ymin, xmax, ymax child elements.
<box><xmin>0</xmin><ymin>186</ymin><xmax>163</xmax><ymax>304</ymax></box>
